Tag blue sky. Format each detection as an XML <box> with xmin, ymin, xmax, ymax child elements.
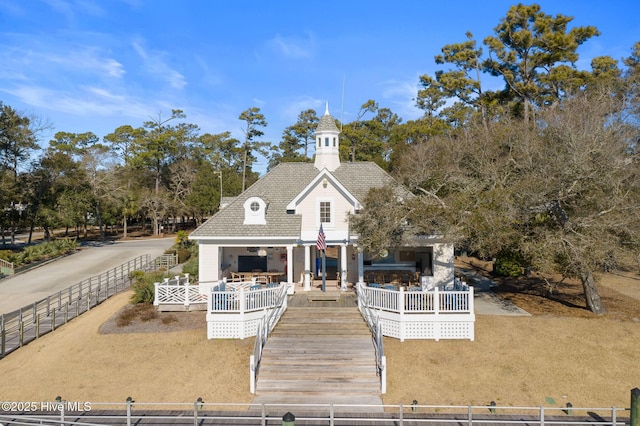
<box><xmin>1</xmin><ymin>0</ymin><xmax>639</xmax><ymax>173</ymax></box>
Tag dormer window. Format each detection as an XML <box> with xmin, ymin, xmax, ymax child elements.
<box><xmin>244</xmin><ymin>197</ymin><xmax>267</xmax><ymax>225</ymax></box>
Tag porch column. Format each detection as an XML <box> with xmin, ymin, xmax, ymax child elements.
<box><xmin>304</xmin><ymin>244</ymin><xmax>311</xmax><ymax>291</ymax></box>
<box><xmin>357</xmin><ymin>249</ymin><xmax>364</xmax><ymax>283</ymax></box>
<box><xmin>340</xmin><ymin>244</ymin><xmax>348</xmax><ymax>291</ymax></box>
<box><xmin>286</xmin><ymin>245</ymin><xmax>294</xmax><ymax>284</ymax></box>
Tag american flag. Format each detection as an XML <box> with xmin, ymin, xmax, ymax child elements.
<box><xmin>316</xmin><ymin>223</ymin><xmax>327</xmax><ymax>250</ymax></box>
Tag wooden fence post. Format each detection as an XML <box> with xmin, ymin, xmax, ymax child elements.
<box><xmin>631</xmin><ymin>388</ymin><xmax>640</xmax><ymax>426</ymax></box>
<box><xmin>36</xmin><ymin>313</ymin><xmax>40</xmax><ymax>338</ymax></box>
<box><xmin>52</xmin><ymin>309</ymin><xmax>56</xmax><ymax>331</ymax></box>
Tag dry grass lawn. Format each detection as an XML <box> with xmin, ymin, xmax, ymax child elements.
<box><xmin>1</xmin><ymin>258</ymin><xmax>640</xmax><ymax>409</ymax></box>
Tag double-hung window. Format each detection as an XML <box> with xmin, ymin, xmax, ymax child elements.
<box><xmin>320</xmin><ymin>201</ymin><xmax>331</xmax><ymax>224</ymax></box>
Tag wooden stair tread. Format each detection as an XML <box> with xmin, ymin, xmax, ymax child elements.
<box><xmin>255</xmin><ymin>304</ymin><xmax>380</xmax><ymax>399</ymax></box>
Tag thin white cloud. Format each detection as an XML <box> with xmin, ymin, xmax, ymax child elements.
<box><xmin>41</xmin><ymin>48</ymin><xmax>126</xmax><ymax>78</ymax></box>
<box><xmin>131</xmin><ymin>37</ymin><xmax>186</xmax><ymax>90</ymax></box>
<box><xmin>380</xmin><ymin>76</ymin><xmax>423</xmax><ymax>121</ymax></box>
<box><xmin>281</xmin><ymin>96</ymin><xmax>325</xmax><ymax>121</ymax></box>
<box><xmin>74</xmin><ymin>0</ymin><xmax>106</xmax><ymax>16</ymax></box>
<box><xmin>252</xmin><ymin>98</ymin><xmax>267</xmax><ymax>107</ymax></box>
<box><xmin>0</xmin><ymin>0</ymin><xmax>26</xmax><ymax>16</ymax></box>
<box><xmin>2</xmin><ymin>84</ymin><xmax>149</xmax><ymax>121</ymax></box>
<box><xmin>0</xmin><ymin>36</ymin><xmax>125</xmax><ymax>81</ymax></box>
<box><xmin>266</xmin><ymin>33</ymin><xmax>314</xmax><ymax>59</ymax></box>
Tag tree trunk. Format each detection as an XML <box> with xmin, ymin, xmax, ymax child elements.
<box><xmin>579</xmin><ymin>268</ymin><xmax>606</xmax><ymax>314</ymax></box>
<box><xmin>95</xmin><ymin>204</ymin><xmax>105</xmax><ymax>242</ymax></box>
<box><xmin>241</xmin><ymin>147</ymin><xmax>248</xmax><ymax>192</ymax></box>
<box><xmin>123</xmin><ymin>214</ymin><xmax>128</xmax><ymax>239</ymax></box>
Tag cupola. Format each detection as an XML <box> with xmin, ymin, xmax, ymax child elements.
<box><xmin>314</xmin><ymin>102</ymin><xmax>341</xmax><ymax>172</ymax></box>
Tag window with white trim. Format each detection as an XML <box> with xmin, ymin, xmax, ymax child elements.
<box><xmin>243</xmin><ymin>197</ymin><xmax>266</xmax><ymax>225</ymax></box>
<box><xmin>320</xmin><ymin>201</ymin><xmax>331</xmax><ymax>224</ymax></box>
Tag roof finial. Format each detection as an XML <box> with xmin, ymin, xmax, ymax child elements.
<box><xmin>325</xmin><ymin>101</ymin><xmax>329</xmax><ymax>115</ymax></box>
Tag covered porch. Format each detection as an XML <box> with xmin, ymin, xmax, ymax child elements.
<box><xmin>196</xmin><ymin>239</ymin><xmax>455</xmax><ymax>293</ymax></box>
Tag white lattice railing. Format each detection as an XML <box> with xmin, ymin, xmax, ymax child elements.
<box><xmin>359</xmin><ymin>283</ymin><xmax>473</xmax><ymax>313</ymax></box>
<box><xmin>207</xmin><ymin>282</ymin><xmax>288</xmax><ymax>340</ymax></box>
<box><xmin>357</xmin><ymin>282</ymin><xmax>475</xmax><ymax>341</ymax></box>
<box><xmin>209</xmin><ymin>284</ymin><xmax>283</xmax><ymax>313</ymax></box>
<box><xmin>153</xmin><ymin>275</ymin><xmax>208</xmax><ymax>308</ymax></box>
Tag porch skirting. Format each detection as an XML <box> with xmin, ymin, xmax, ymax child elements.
<box><xmin>377</xmin><ymin>311</ymin><xmax>475</xmax><ymax>341</ymax></box>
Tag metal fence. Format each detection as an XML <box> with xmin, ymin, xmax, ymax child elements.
<box><xmin>0</xmin><ymin>401</ymin><xmax>631</xmax><ymax>425</ymax></box>
<box><xmin>0</xmin><ymin>257</ymin><xmax>14</xmax><ymax>276</ymax></box>
<box><xmin>0</xmin><ymin>254</ymin><xmax>155</xmax><ymax>359</ymax></box>
<box><xmin>153</xmin><ymin>253</ymin><xmax>178</xmax><ymax>270</ymax></box>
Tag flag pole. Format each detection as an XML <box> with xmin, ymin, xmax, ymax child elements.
<box><xmin>317</xmin><ymin>223</ymin><xmax>327</xmax><ymax>293</ymax></box>
<box><xmin>321</xmin><ymin>248</ymin><xmax>326</xmax><ymax>292</ymax></box>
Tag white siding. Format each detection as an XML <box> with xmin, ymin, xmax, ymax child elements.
<box><xmin>297</xmin><ymin>182</ymin><xmax>355</xmax><ymax>243</ymax></box>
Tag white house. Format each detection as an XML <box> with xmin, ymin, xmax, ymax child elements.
<box><xmin>189</xmin><ymin>104</ymin><xmax>455</xmax><ymax>291</ymax></box>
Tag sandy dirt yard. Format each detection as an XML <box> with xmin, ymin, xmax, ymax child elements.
<box><xmin>1</xmin><ymin>258</ymin><xmax>639</xmax><ymax>409</ymax></box>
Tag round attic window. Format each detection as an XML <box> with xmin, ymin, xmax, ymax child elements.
<box><xmin>250</xmin><ymin>201</ymin><xmax>260</xmax><ymax>212</ymax></box>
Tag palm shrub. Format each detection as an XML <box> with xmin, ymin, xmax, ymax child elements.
<box><xmin>0</xmin><ymin>250</ymin><xmax>17</xmax><ymax>263</ymax></box>
<box><xmin>3</xmin><ymin>239</ymin><xmax>77</xmax><ymax>266</ymax></box>
<box><xmin>130</xmin><ymin>270</ymin><xmax>167</xmax><ymax>304</ymax></box>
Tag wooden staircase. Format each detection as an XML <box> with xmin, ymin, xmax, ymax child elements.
<box><xmin>252</xmin><ymin>306</ymin><xmax>383</xmax><ymax>409</ymax></box>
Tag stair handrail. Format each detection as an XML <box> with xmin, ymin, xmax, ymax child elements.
<box><xmin>374</xmin><ymin>313</ymin><xmax>386</xmax><ymax>394</ymax></box>
<box><xmin>357</xmin><ymin>283</ymin><xmax>386</xmax><ymax>394</ymax></box>
<box><xmin>249</xmin><ymin>283</ymin><xmax>288</xmax><ymax>393</ymax></box>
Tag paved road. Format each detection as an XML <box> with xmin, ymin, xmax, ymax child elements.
<box><xmin>0</xmin><ymin>238</ymin><xmax>174</xmax><ymax>315</ymax></box>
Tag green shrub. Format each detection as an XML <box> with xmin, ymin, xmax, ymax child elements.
<box><xmin>177</xmin><ymin>247</ymin><xmax>191</xmax><ymax>263</ymax></box>
<box><xmin>7</xmin><ymin>239</ymin><xmax>77</xmax><ymax>266</ymax></box>
<box><xmin>130</xmin><ymin>270</ymin><xmax>167</xmax><ymax>304</ymax></box>
<box><xmin>182</xmin><ymin>256</ymin><xmax>199</xmax><ymax>277</ymax></box>
<box><xmin>0</xmin><ymin>250</ymin><xmax>17</xmax><ymax>263</ymax></box>
<box><xmin>494</xmin><ymin>249</ymin><xmax>524</xmax><ymax>277</ymax></box>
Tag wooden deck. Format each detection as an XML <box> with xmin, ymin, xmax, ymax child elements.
<box><xmin>253</xmin><ymin>303</ymin><xmax>383</xmax><ymax>411</ymax></box>
<box><xmin>287</xmin><ymin>279</ymin><xmax>358</xmax><ymax>308</ymax></box>
<box><xmin>287</xmin><ymin>290</ymin><xmax>358</xmax><ymax>308</ymax></box>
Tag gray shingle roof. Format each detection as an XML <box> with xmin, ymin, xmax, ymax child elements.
<box><xmin>316</xmin><ymin>112</ymin><xmax>340</xmax><ymax>133</ymax></box>
<box><xmin>190</xmin><ymin>161</ymin><xmax>400</xmax><ymax>239</ymax></box>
